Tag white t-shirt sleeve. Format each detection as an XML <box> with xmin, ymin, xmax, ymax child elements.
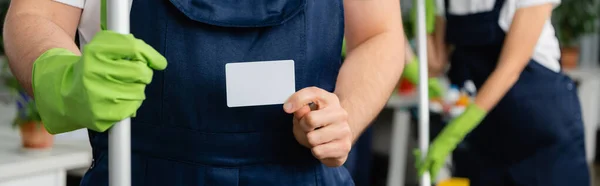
<box><xmin>436</xmin><ymin>0</ymin><xmax>445</xmax><ymax>16</ymax></box>
<box><xmin>54</xmin><ymin>0</ymin><xmax>85</xmax><ymax>9</ymax></box>
<box><xmin>498</xmin><ymin>0</ymin><xmax>562</xmax><ymax>72</ymax></box>
<box><xmin>516</xmin><ymin>0</ymin><xmax>561</xmax><ymax>8</ymax></box>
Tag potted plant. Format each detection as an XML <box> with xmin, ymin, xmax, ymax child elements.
<box><xmin>1</xmin><ymin>59</ymin><xmax>53</xmax><ymax>150</ymax></box>
<box><xmin>553</xmin><ymin>0</ymin><xmax>599</xmax><ymax>69</ymax></box>
<box><xmin>0</xmin><ymin>0</ymin><xmax>52</xmax><ymax>150</ymax></box>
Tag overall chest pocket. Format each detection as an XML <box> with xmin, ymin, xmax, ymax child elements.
<box><xmin>168</xmin><ymin>0</ymin><xmax>306</xmax><ymax>27</ymax></box>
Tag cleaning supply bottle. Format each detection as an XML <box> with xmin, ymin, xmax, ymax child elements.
<box><xmin>449</xmin><ymin>105</ymin><xmax>466</xmax><ymax>118</ymax></box>
<box><xmin>438</xmin><ymin>178</ymin><xmax>470</xmax><ymax>186</ymax></box>
<box><xmin>441</xmin><ymin>85</ymin><xmax>460</xmax><ymax>120</ymax></box>
<box><xmin>430</xmin><ymin>98</ymin><xmax>444</xmax><ymax>114</ymax></box>
<box><xmin>445</xmin><ymin>85</ymin><xmax>460</xmax><ymax>105</ymax></box>
<box><xmin>463</xmin><ymin>80</ymin><xmax>477</xmax><ymax>97</ymax></box>
<box><xmin>456</xmin><ymin>90</ymin><xmax>470</xmax><ymax>107</ymax></box>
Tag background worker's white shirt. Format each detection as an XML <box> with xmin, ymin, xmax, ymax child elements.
<box><xmin>435</xmin><ymin>0</ymin><xmax>562</xmax><ymax>72</ymax></box>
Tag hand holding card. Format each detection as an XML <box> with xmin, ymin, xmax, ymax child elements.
<box><xmin>284</xmin><ymin>87</ymin><xmax>354</xmax><ymax>167</ymax></box>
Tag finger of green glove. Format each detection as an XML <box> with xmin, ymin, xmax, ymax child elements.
<box><xmin>84</xmin><ymin>98</ymin><xmax>144</xmax><ymax>132</ymax></box>
<box><xmin>417</xmin><ymin>159</ymin><xmax>430</xmax><ymax>177</ymax></box>
<box><xmin>85</xmin><ymin>78</ymin><xmax>147</xmax><ymax>102</ymax></box>
<box><xmin>88</xmin><ymin>31</ymin><xmax>167</xmax><ymax>71</ymax></box>
<box><xmin>430</xmin><ymin>159</ymin><xmax>444</xmax><ymax>181</ymax></box>
<box><xmin>413</xmin><ymin>149</ymin><xmax>422</xmax><ymax>168</ymax></box>
<box><xmin>93</xmin><ymin>58</ymin><xmax>155</xmax><ymax>84</ymax></box>
<box><xmin>87</xmin><ymin>102</ymin><xmax>143</xmax><ymax>132</ymax></box>
<box><xmin>81</xmin><ymin>78</ymin><xmax>146</xmax><ymax>125</ymax></box>
<box><xmin>134</xmin><ymin>39</ymin><xmax>167</xmax><ymax>70</ymax></box>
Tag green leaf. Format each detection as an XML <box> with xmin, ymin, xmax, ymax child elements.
<box><xmin>553</xmin><ymin>0</ymin><xmax>600</xmax><ymax>46</ymax></box>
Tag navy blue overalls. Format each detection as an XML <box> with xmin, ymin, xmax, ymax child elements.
<box><xmin>80</xmin><ymin>0</ymin><xmax>355</xmax><ymax>185</ymax></box>
<box><xmin>444</xmin><ymin>0</ymin><xmax>590</xmax><ymax>185</ymax></box>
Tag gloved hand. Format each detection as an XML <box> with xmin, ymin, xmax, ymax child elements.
<box><xmin>416</xmin><ymin>104</ymin><xmax>487</xmax><ymax>180</ymax></box>
<box><xmin>33</xmin><ymin>30</ymin><xmax>167</xmax><ymax>134</ymax></box>
<box><xmin>410</xmin><ymin>0</ymin><xmax>437</xmax><ymax>34</ymax></box>
<box><xmin>402</xmin><ymin>57</ymin><xmax>444</xmax><ymax>98</ymax></box>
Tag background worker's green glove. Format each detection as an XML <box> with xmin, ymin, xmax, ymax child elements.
<box><xmin>33</xmin><ymin>30</ymin><xmax>167</xmax><ymax>134</ymax></box>
<box><xmin>402</xmin><ymin>57</ymin><xmax>444</xmax><ymax>98</ymax></box>
<box><xmin>416</xmin><ymin>104</ymin><xmax>487</xmax><ymax>179</ymax></box>
<box><xmin>410</xmin><ymin>0</ymin><xmax>437</xmax><ymax>34</ymax></box>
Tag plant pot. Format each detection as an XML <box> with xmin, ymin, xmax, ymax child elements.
<box><xmin>19</xmin><ymin>122</ymin><xmax>53</xmax><ymax>149</ymax></box>
<box><xmin>561</xmin><ymin>47</ymin><xmax>580</xmax><ymax>69</ymax></box>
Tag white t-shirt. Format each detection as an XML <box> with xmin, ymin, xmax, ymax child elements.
<box><xmin>435</xmin><ymin>0</ymin><xmax>562</xmax><ymax>72</ymax></box>
<box><xmin>55</xmin><ymin>0</ymin><xmax>101</xmax><ymax>47</ymax></box>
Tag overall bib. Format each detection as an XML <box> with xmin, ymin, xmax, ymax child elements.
<box><xmin>80</xmin><ymin>0</ymin><xmax>354</xmax><ymax>185</ymax></box>
<box><xmin>445</xmin><ymin>0</ymin><xmax>590</xmax><ymax>185</ymax></box>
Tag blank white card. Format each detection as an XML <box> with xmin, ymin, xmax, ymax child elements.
<box><xmin>225</xmin><ymin>60</ymin><xmax>295</xmax><ymax>107</ymax></box>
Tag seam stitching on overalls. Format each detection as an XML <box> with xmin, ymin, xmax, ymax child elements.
<box><xmin>161</xmin><ymin>5</ymin><xmax>169</xmax><ymax>127</ymax></box>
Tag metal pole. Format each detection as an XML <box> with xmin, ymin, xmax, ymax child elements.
<box><xmin>416</xmin><ymin>0</ymin><xmax>431</xmax><ymax>185</ymax></box>
<box><xmin>107</xmin><ymin>0</ymin><xmax>131</xmax><ymax>185</ymax></box>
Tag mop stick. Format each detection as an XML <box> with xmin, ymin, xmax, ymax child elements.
<box><xmin>416</xmin><ymin>0</ymin><xmax>431</xmax><ymax>185</ymax></box>
<box><xmin>107</xmin><ymin>0</ymin><xmax>131</xmax><ymax>185</ymax></box>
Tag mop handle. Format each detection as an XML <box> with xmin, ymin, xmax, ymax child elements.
<box><xmin>416</xmin><ymin>0</ymin><xmax>431</xmax><ymax>185</ymax></box>
<box><xmin>107</xmin><ymin>0</ymin><xmax>131</xmax><ymax>185</ymax></box>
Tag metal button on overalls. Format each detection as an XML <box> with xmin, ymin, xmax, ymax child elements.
<box><xmin>444</xmin><ymin>0</ymin><xmax>590</xmax><ymax>185</ymax></box>
<box><xmin>567</xmin><ymin>82</ymin><xmax>574</xmax><ymax>90</ymax></box>
<box><xmin>80</xmin><ymin>0</ymin><xmax>354</xmax><ymax>185</ymax></box>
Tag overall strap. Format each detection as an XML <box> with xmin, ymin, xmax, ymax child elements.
<box><xmin>444</xmin><ymin>0</ymin><xmax>507</xmax><ymax>46</ymax></box>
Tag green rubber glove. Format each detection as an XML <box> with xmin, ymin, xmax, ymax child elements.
<box><xmin>33</xmin><ymin>30</ymin><xmax>167</xmax><ymax>134</ymax></box>
<box><xmin>410</xmin><ymin>0</ymin><xmax>437</xmax><ymax>35</ymax></box>
<box><xmin>416</xmin><ymin>104</ymin><xmax>487</xmax><ymax>180</ymax></box>
<box><xmin>402</xmin><ymin>57</ymin><xmax>444</xmax><ymax>98</ymax></box>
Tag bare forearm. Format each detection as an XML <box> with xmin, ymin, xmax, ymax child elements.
<box><xmin>426</xmin><ymin>34</ymin><xmax>441</xmax><ymax>76</ymax></box>
<box><xmin>334</xmin><ymin>31</ymin><xmax>404</xmax><ymax>138</ymax></box>
<box><xmin>431</xmin><ymin>16</ymin><xmax>447</xmax><ymax>76</ymax></box>
<box><xmin>474</xmin><ymin>4</ymin><xmax>553</xmax><ymax>111</ymax></box>
<box><xmin>4</xmin><ymin>8</ymin><xmax>80</xmax><ymax>96</ymax></box>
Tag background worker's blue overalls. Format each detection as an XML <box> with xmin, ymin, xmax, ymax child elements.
<box><xmin>444</xmin><ymin>0</ymin><xmax>590</xmax><ymax>185</ymax></box>
<box><xmin>79</xmin><ymin>0</ymin><xmax>355</xmax><ymax>185</ymax></box>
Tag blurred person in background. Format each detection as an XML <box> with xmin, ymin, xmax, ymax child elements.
<box><xmin>4</xmin><ymin>0</ymin><xmax>405</xmax><ymax>185</ymax></box>
<box><xmin>416</xmin><ymin>0</ymin><xmax>590</xmax><ymax>185</ymax></box>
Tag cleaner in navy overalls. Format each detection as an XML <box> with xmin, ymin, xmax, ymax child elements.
<box><xmin>417</xmin><ymin>0</ymin><xmax>590</xmax><ymax>185</ymax></box>
<box><xmin>4</xmin><ymin>0</ymin><xmax>405</xmax><ymax>185</ymax></box>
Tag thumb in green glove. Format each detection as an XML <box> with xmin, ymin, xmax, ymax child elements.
<box><xmin>402</xmin><ymin>57</ymin><xmax>444</xmax><ymax>98</ymax></box>
<box><xmin>33</xmin><ymin>30</ymin><xmax>167</xmax><ymax>134</ymax></box>
<box><xmin>416</xmin><ymin>104</ymin><xmax>487</xmax><ymax>180</ymax></box>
